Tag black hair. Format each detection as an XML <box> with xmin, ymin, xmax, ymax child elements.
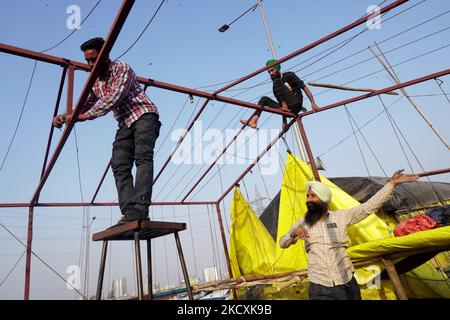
<box><xmin>80</xmin><ymin>37</ymin><xmax>105</xmax><ymax>52</ymax></box>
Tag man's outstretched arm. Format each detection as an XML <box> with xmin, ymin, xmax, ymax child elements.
<box><xmin>344</xmin><ymin>169</ymin><xmax>419</xmax><ymax>225</ymax></box>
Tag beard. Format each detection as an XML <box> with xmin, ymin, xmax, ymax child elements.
<box><xmin>270</xmin><ymin>73</ymin><xmax>281</xmax><ymax>80</ymax></box>
<box><xmin>304</xmin><ymin>201</ymin><xmax>327</xmax><ymax>227</ymax></box>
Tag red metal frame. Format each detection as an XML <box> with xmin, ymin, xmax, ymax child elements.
<box><xmin>1</xmin><ymin>0</ymin><xmax>449</xmax><ymax>299</ymax></box>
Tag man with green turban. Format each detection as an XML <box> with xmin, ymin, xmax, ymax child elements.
<box><xmin>241</xmin><ymin>58</ymin><xmax>318</xmax><ymax>128</ymax></box>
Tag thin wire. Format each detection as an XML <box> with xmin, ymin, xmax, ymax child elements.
<box><xmin>310</xmin><ymin>25</ymin><xmax>450</xmax><ymax>83</ymax></box>
<box><xmin>217</xmin><ymin>164</ymin><xmax>230</xmax><ymax>234</ymax></box>
<box><xmin>210</xmin><ymin>204</ymin><xmax>224</xmax><ymax>278</ymax></box>
<box><xmin>318</xmin><ymin>95</ymin><xmax>404</xmax><ymax>157</ymax></box>
<box><xmin>0</xmin><ymin>60</ymin><xmax>37</xmax><ymax>173</ymax></box>
<box><xmin>315</xmin><ymin>43</ymin><xmax>450</xmax><ymax>98</ymax></box>
<box><xmin>186</xmin><ymin>206</ymin><xmax>199</xmax><ymax>278</ymax></box>
<box><xmin>304</xmin><ymin>10</ymin><xmax>450</xmax><ymax>81</ymax></box>
<box><xmin>223</xmin><ymin>0</ymin><xmax>425</xmax><ymax>95</ymax></box>
<box><xmin>409</xmin><ymin>93</ymin><xmax>450</xmax><ymax>97</ymax></box>
<box><xmin>344</xmin><ymin>106</ymin><xmax>371</xmax><ymax>177</ymax></box>
<box><xmin>115</xmin><ymin>0</ymin><xmax>165</xmax><ymax>60</ymax></box>
<box><xmin>160</xmin><ymin>207</ymin><xmax>170</xmax><ymax>287</ymax></box>
<box><xmin>0</xmin><ymin>249</ymin><xmax>26</xmax><ymax>288</ymax></box>
<box><xmin>206</xmin><ymin>205</ymin><xmax>218</xmax><ymax>276</ymax></box>
<box><xmin>154</xmin><ymin>96</ymin><xmax>190</xmax><ymax>156</ymax></box>
<box><xmin>187</xmin><ymin>113</ymin><xmax>274</xmax><ymax>201</ymax></box>
<box><xmin>294</xmin><ymin>0</ymin><xmax>424</xmax><ymax>77</ymax></box>
<box><xmin>378</xmin><ymin>98</ymin><xmax>444</xmax><ymax>204</ymax></box>
<box><xmin>40</xmin><ymin>0</ymin><xmax>102</xmax><ymax>53</ymax></box>
<box><xmin>378</xmin><ymin>96</ymin><xmax>415</xmax><ymax>173</ymax></box>
<box><xmin>172</xmin><ymin>206</ymin><xmax>181</xmax><ymax>282</ymax></box>
<box><xmin>434</xmin><ymin>78</ymin><xmax>450</xmax><ymax>106</ymax></box>
<box><xmin>346</xmin><ymin>109</ymin><xmax>388</xmax><ymax>177</ymax></box>
<box><xmin>226</xmin><ymin>2</ymin><xmax>260</xmax><ymax>28</ymax></box>
<box><xmin>73</xmin><ymin>127</ymin><xmax>88</xmax><ymax>300</ymax></box>
<box><xmin>0</xmin><ymin>222</ymin><xmax>87</xmax><ymax>298</ymax></box>
<box><xmin>172</xmin><ymin>107</ymin><xmax>247</xmax><ymax>201</ymax></box>
<box><xmin>157</xmin><ymin>100</ymin><xmax>247</xmax><ymax>201</ymax></box>
<box><xmin>212</xmin><ymin>0</ymin><xmax>392</xmax><ymax>94</ymax></box>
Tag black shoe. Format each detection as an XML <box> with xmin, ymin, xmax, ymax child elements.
<box><xmin>108</xmin><ymin>213</ymin><xmax>149</xmax><ymax>229</ymax></box>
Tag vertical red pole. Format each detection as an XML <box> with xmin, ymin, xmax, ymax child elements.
<box><xmin>24</xmin><ymin>206</ymin><xmax>34</xmax><ymax>300</ymax></box>
<box><xmin>214</xmin><ymin>203</ymin><xmax>232</xmax><ymax>276</ymax></box>
<box><xmin>66</xmin><ymin>65</ymin><xmax>74</xmax><ymax>116</ymax></box>
<box><xmin>214</xmin><ymin>203</ymin><xmax>238</xmax><ymax>299</ymax></box>
<box><xmin>296</xmin><ymin>117</ymin><xmax>320</xmax><ymax>181</ymax></box>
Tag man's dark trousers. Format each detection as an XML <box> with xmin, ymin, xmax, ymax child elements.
<box><xmin>112</xmin><ymin>112</ymin><xmax>161</xmax><ymax>217</ymax></box>
<box><xmin>308</xmin><ymin>277</ymin><xmax>362</xmax><ymax>300</ymax></box>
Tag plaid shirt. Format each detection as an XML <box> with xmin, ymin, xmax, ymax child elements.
<box><xmin>280</xmin><ymin>183</ymin><xmax>394</xmax><ymax>287</ymax></box>
<box><xmin>82</xmin><ymin>60</ymin><xmax>158</xmax><ymax>127</ymax></box>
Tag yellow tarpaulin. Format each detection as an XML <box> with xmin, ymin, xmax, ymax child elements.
<box><xmin>229</xmin><ymin>187</ymin><xmax>276</xmax><ymax>278</ymax></box>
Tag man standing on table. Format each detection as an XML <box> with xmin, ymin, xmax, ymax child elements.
<box><xmin>53</xmin><ymin>37</ymin><xmax>161</xmax><ymax>226</ymax></box>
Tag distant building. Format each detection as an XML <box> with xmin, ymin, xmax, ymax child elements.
<box><xmin>203</xmin><ymin>266</ymin><xmax>219</xmax><ymax>283</ymax></box>
<box><xmin>112</xmin><ymin>278</ymin><xmax>127</xmax><ymax>299</ymax></box>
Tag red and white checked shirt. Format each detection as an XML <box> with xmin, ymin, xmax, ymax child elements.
<box><xmin>82</xmin><ymin>60</ymin><xmax>158</xmax><ymax>127</ymax></box>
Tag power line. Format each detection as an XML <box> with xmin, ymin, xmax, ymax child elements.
<box><xmin>40</xmin><ymin>0</ymin><xmax>103</xmax><ymax>53</ymax></box>
<box><xmin>0</xmin><ymin>249</ymin><xmax>26</xmax><ymax>288</ymax></box>
<box><xmin>318</xmin><ymin>95</ymin><xmax>404</xmax><ymax>158</ymax></box>
<box><xmin>115</xmin><ymin>0</ymin><xmax>165</xmax><ymax>60</ymax></box>
<box><xmin>310</xmin><ymin>24</ymin><xmax>450</xmax><ymax>83</ymax></box>
<box><xmin>0</xmin><ymin>222</ymin><xmax>87</xmax><ymax>298</ymax></box>
<box><xmin>0</xmin><ymin>60</ymin><xmax>37</xmax><ymax>174</ymax></box>
<box><xmin>314</xmin><ymin>43</ymin><xmax>450</xmax><ymax>98</ymax></box>
<box><xmin>223</xmin><ymin>0</ymin><xmax>429</xmax><ymax>95</ymax></box>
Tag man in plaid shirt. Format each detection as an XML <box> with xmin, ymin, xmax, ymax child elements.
<box><xmin>53</xmin><ymin>37</ymin><xmax>161</xmax><ymax>225</ymax></box>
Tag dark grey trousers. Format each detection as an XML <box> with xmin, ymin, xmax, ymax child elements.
<box><xmin>308</xmin><ymin>276</ymin><xmax>362</xmax><ymax>300</ymax></box>
<box><xmin>111</xmin><ymin>112</ymin><xmax>161</xmax><ymax>216</ymax></box>
<box><xmin>256</xmin><ymin>78</ymin><xmax>304</xmax><ymax>116</ymax></box>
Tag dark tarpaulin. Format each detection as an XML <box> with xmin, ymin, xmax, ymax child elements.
<box><xmin>259</xmin><ymin>177</ymin><xmax>450</xmax><ymax>241</ymax></box>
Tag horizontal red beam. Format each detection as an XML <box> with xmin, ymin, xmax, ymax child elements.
<box><xmin>0</xmin><ymin>201</ymin><xmax>217</xmax><ymax>208</ymax></box>
<box><xmin>299</xmin><ymin>68</ymin><xmax>450</xmax><ymax>117</ymax></box>
<box><xmin>418</xmin><ymin>168</ymin><xmax>450</xmax><ymax>177</ymax></box>
<box><xmin>0</xmin><ymin>43</ymin><xmax>291</xmax><ymax>117</ymax></box>
<box><xmin>213</xmin><ymin>0</ymin><xmax>409</xmax><ymax>95</ymax></box>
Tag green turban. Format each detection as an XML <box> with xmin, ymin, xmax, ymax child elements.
<box><xmin>266</xmin><ymin>58</ymin><xmax>281</xmax><ymax>71</ymax></box>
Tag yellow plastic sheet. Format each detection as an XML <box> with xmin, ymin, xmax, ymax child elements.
<box><xmin>229</xmin><ymin>187</ymin><xmax>276</xmax><ymax>278</ymax></box>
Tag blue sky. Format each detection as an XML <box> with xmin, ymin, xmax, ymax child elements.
<box><xmin>0</xmin><ymin>0</ymin><xmax>449</xmax><ymax>299</ymax></box>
